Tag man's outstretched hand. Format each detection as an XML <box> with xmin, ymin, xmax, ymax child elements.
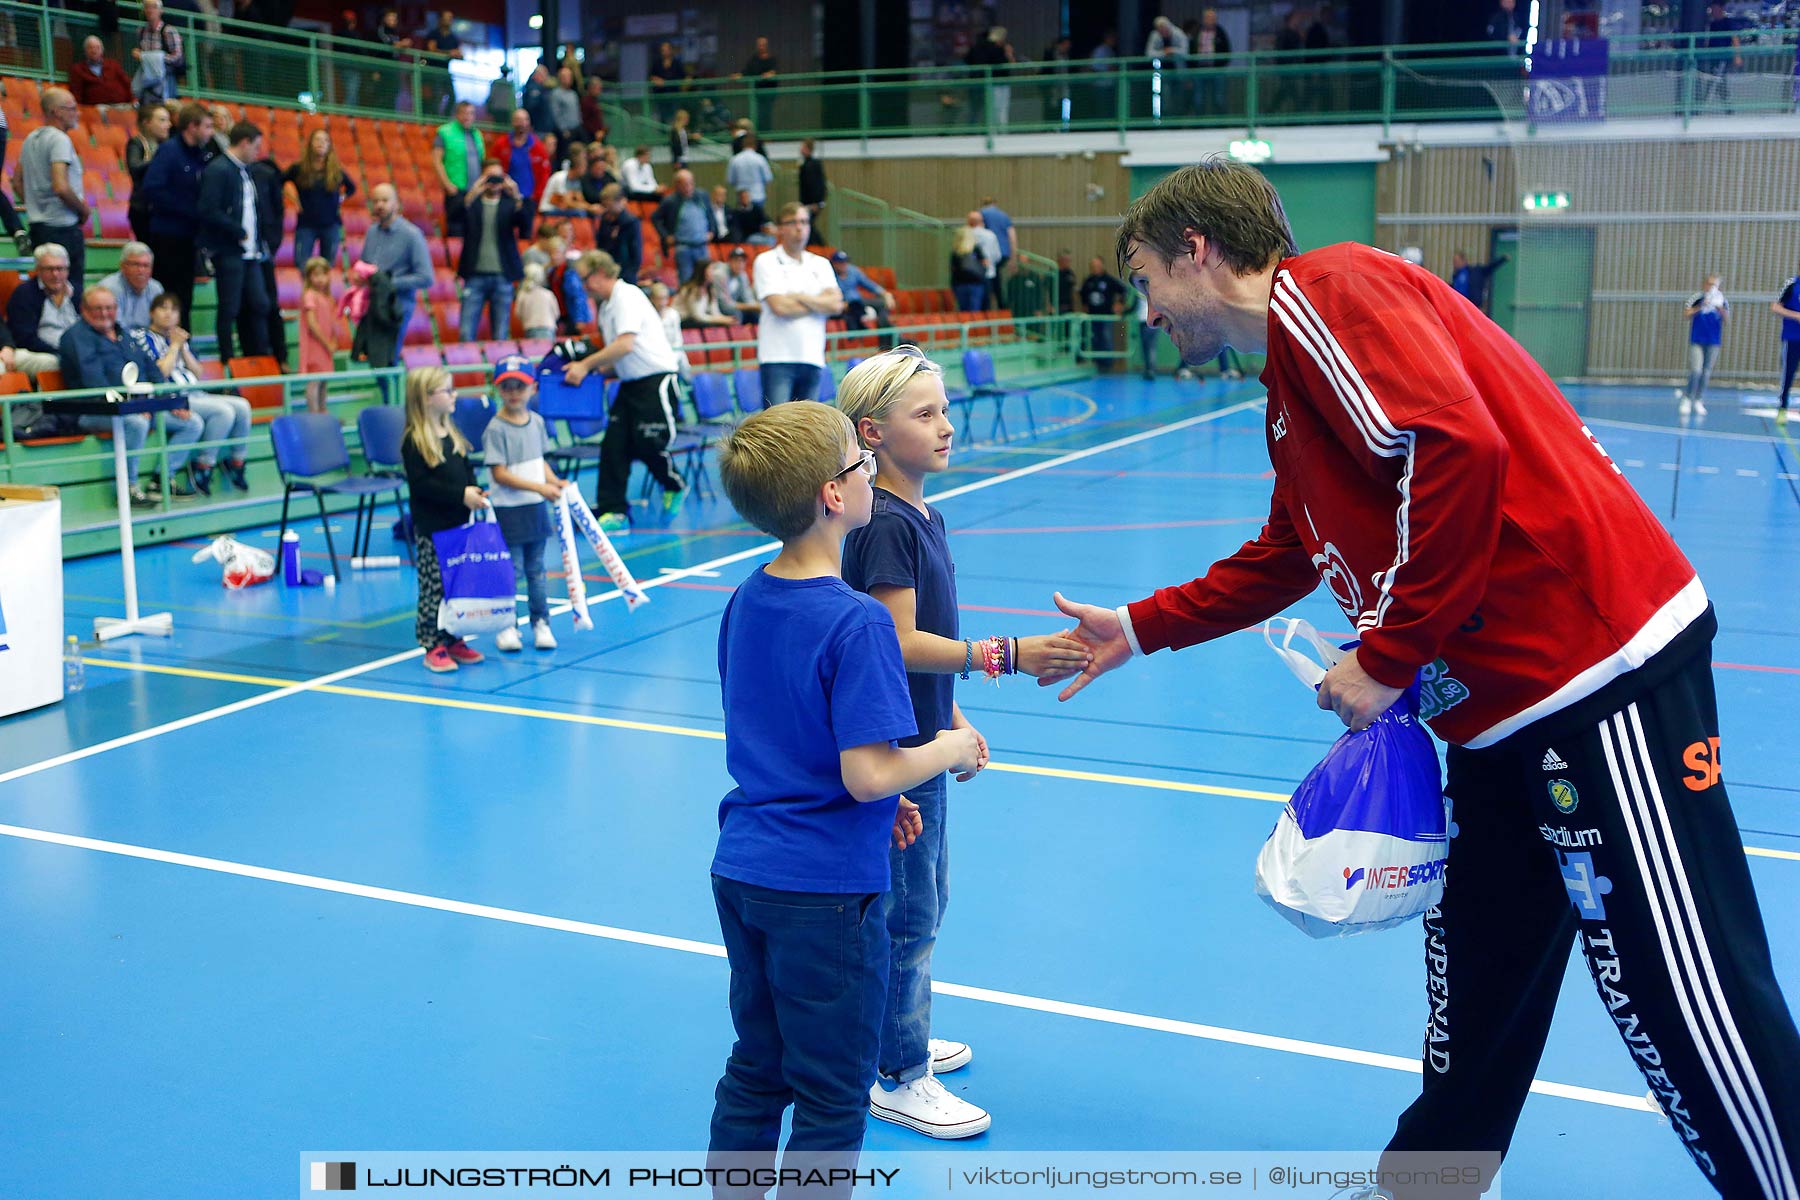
<box><xmin>1044</xmin><ymin>592</ymin><xmax>1135</xmax><ymax>702</ymax></box>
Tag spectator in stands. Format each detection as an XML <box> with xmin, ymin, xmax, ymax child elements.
<box><xmin>359</xmin><ymin>183</ymin><xmax>433</xmax><ymax>342</ymax></box>
<box><xmin>0</xmin><ymin>110</ymin><xmax>26</xmax><ymax>255</ymax></box>
<box><xmin>483</xmin><ymin>63</ymin><xmax>514</xmax><ymax>126</ymax></box>
<box><xmin>830</xmin><ymin>250</ymin><xmax>895</xmax><ymax>347</ymax></box>
<box><xmin>753</xmin><ymin>202</ymin><xmax>842</xmax><ymax>404</ymax></box>
<box><xmin>727</xmin><ymin>188</ymin><xmax>774</xmax><ymax>245</ymax></box>
<box><xmin>1271</xmin><ymin>9</ymin><xmax>1306</xmax><ymax>114</ymax></box>
<box><xmin>737</xmin><ymin>35</ymin><xmax>779</xmax><ymax>128</ymax></box>
<box><xmin>284</xmin><ymin>128</ymin><xmax>356</xmax><ymax>271</ymax></box>
<box><xmin>725</xmin><ymin>245</ymin><xmax>760</xmax><ymax>323</ymax></box>
<box><xmin>730</xmin><ymin>119</ymin><xmax>756</xmax><ymax>157</ymax></box>
<box><xmin>131</xmin><ymin>0</ymin><xmax>185</xmax><ymax>103</ymax></box>
<box><xmin>979</xmin><ymin>194</ymin><xmax>1016</xmax><ymax>280</ymax></box>
<box><xmin>668</xmin><ymin>108</ymin><xmax>692</xmax><ymax>168</ymax></box>
<box><xmin>727</xmin><ymin>133</ymin><xmax>773</xmax><ymax>209</ymax></box>
<box><xmin>654</xmin><ymin>169</ymin><xmax>713</xmax><ymax>287</ymax></box>
<box><xmin>541</xmin><ymin>142</ymin><xmax>592</xmax><ymax>218</ymax></box>
<box><xmin>131</xmin><ymin>292</ymin><xmax>252</xmax><ymax>495</ymax></box>
<box><xmin>420</xmin><ymin>8</ymin><xmax>461</xmax><ymax>114</ymax></box>
<box><xmin>965</xmin><ymin>25</ymin><xmax>1016</xmax><ymax>128</ymax></box>
<box><xmin>1087</xmin><ymin>30</ymin><xmax>1121</xmax><ymax>122</ymax></box>
<box><xmin>523</xmin><ymin>222</ymin><xmax>565</xmax><ymax>274</ymax></box>
<box><xmin>704</xmin><ymin>260</ymin><xmax>743</xmax><ymax>323</ymax></box>
<box><xmin>197</xmin><ymin>122</ymin><xmax>272</xmax><ymax>363</ymax></box>
<box><xmin>98</xmin><ymin>241</ymin><xmax>164</xmax><ymax>331</ymax></box>
<box><xmin>488</xmin><ymin>108</ymin><xmax>550</xmax><ymax>239</ymax></box>
<box><xmin>458</xmin><ymin>162</ymin><xmax>524</xmax><ymax>343</ymax></box>
<box><xmin>248</xmin><ymin>139</ymin><xmax>288</xmax><ymax>372</ymax></box>
<box><xmin>520</xmin><ymin>62</ymin><xmax>555</xmax><ymax>140</ymax></box>
<box><xmin>1699</xmin><ymin>1</ymin><xmax>1744</xmax><ymax>109</ymax></box>
<box><xmin>70</xmin><ymin>35</ymin><xmax>134</xmax><ymax>107</ymax></box>
<box><xmin>676</xmin><ymin>263</ymin><xmax>733</xmax><ymax>328</ymax></box>
<box><xmin>798</xmin><ymin>138</ymin><xmax>826</xmax><ymax>244</ymax></box>
<box><xmin>703</xmin><ymin>184</ymin><xmax>732</xmax><ymax>243</ymax></box>
<box><xmin>139</xmin><ymin>101</ymin><xmax>211</xmax><ymax>316</ymax></box>
<box><xmin>1041</xmin><ymin>35</ymin><xmax>1074</xmax><ymax>127</ymax></box>
<box><xmin>1191</xmin><ymin>10</ymin><xmax>1231</xmax><ymax>114</ymax></box>
<box><xmin>950</xmin><ymin>226</ymin><xmax>988</xmax><ymax>313</ymax></box>
<box><xmin>514</xmin><ymin>262</ymin><xmax>560</xmax><ymax>340</ymax></box>
<box><xmin>206</xmin><ymin>102</ymin><xmax>234</xmax><ymax>160</ymax></box>
<box><xmin>581</xmin><ymin>148</ymin><xmax>617</xmax><ymax>209</ymax></box>
<box><xmin>124</xmin><ymin>101</ymin><xmax>169</xmax><ymax>242</ymax></box>
<box><xmin>7</xmin><ymin>243</ymin><xmax>80</xmax><ymax>377</ymax></box>
<box><xmin>334</xmin><ymin>9</ymin><xmax>372</xmax><ymax>110</ymax></box>
<box><xmin>17</xmin><ymin>88</ymin><xmax>89</xmax><ymax>292</ymax></box>
<box><xmin>1486</xmin><ymin>0</ymin><xmax>1525</xmax><ymax>52</ymax></box>
<box><xmin>372</xmin><ymin>9</ymin><xmax>412</xmax><ymax>111</ymax></box>
<box><xmin>621</xmin><ymin>145</ymin><xmax>658</xmax><ymax>203</ymax></box>
<box><xmin>651</xmin><ymin>281</ymin><xmax>691</xmax><ymax>380</ymax></box>
<box><xmin>1055</xmin><ymin>248</ymin><xmax>1075</xmax><ymax>313</ymax></box>
<box><xmin>61</xmin><ymin>284</ymin><xmax>201</xmax><ymax>506</ymax></box>
<box><xmin>435</xmin><ymin>101</ymin><xmax>484</xmax><ymax>239</ymax></box>
<box><xmin>549</xmin><ymin>68</ymin><xmax>584</xmax><ymax>162</ymax></box>
<box><xmin>1079</xmin><ymin>254</ymin><xmax>1127</xmax><ymax>370</ymax></box>
<box><xmin>580</xmin><ymin>76</ymin><xmax>608</xmax><ymax>143</ymax></box>
<box><xmin>965</xmin><ymin>210</ymin><xmax>1001</xmax><ymax>308</ymax></box>
<box><xmin>595</xmin><ymin>184</ymin><xmax>642</xmax><ymax>287</ymax></box>
<box><xmin>649</xmin><ymin>41</ymin><xmax>687</xmax><ymax>124</ymax></box>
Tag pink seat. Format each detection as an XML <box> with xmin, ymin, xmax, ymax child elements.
<box><xmin>401</xmin><ymin>344</ymin><xmax>444</xmax><ymax>368</ymax></box>
<box><xmin>443</xmin><ymin>343</ymin><xmax>483</xmax><ymax>366</ymax></box>
<box><xmin>275</xmin><ymin>268</ymin><xmax>303</xmax><ymax>308</ymax></box>
<box><xmin>478</xmin><ymin>340</ymin><xmax>520</xmax><ymax>364</ymax></box>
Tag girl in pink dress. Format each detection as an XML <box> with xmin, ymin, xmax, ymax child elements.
<box><xmin>298</xmin><ymin>256</ymin><xmax>339</xmax><ymax>414</ymax></box>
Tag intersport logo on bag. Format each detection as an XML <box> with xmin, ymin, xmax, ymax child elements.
<box><xmin>1344</xmin><ymin>859</ymin><xmax>1447</xmax><ymax>892</ymax></box>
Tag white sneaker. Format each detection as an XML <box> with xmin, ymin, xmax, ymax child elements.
<box><xmin>533</xmin><ymin>619</ymin><xmax>557</xmax><ymax>650</ymax></box>
<box><xmin>930</xmin><ymin>1038</ymin><xmax>972</xmax><ymax>1074</ymax></box>
<box><xmin>1694</xmin><ymin>400</ymin><xmax>1707</xmax><ymax>416</ymax></box>
<box><xmin>493</xmin><ymin>626</ymin><xmax>523</xmax><ymax>652</ymax></box>
<box><xmin>868</xmin><ymin>1075</ymin><xmax>990</xmax><ymax>1139</ymax></box>
<box><xmin>1678</xmin><ymin>395</ymin><xmax>1693</xmax><ymax>416</ymax></box>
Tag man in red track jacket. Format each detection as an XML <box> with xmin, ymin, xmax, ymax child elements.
<box><xmin>1053</xmin><ymin>160</ymin><xmax>1798</xmax><ymax>1200</ymax></box>
<box><xmin>487</xmin><ymin>110</ymin><xmax>550</xmax><ymax>238</ymax></box>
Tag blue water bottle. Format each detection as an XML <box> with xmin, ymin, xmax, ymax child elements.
<box><xmin>282</xmin><ymin>530</ymin><xmax>301</xmax><ymax>586</ymax></box>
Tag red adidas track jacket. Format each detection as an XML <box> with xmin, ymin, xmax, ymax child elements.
<box><xmin>1122</xmin><ymin>244</ymin><xmax>1705</xmax><ymax>748</ymax></box>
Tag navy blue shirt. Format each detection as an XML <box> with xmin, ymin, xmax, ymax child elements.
<box><xmin>140</xmin><ymin>135</ymin><xmax>208</xmax><ymax>239</ymax></box>
<box><xmin>1687</xmin><ymin>290</ymin><xmax>1727</xmax><ymax>346</ymax></box>
<box><xmin>842</xmin><ymin>489</ymin><xmax>958</xmax><ymax>750</ymax></box>
<box><xmin>1780</xmin><ymin>279</ymin><xmax>1800</xmax><ymax>342</ymax></box>
<box><xmin>714</xmin><ymin>569</ymin><xmax>917</xmax><ymax>893</ymax></box>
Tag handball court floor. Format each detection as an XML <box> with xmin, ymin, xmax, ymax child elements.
<box><xmin>1</xmin><ymin>375</ymin><xmax>1796</xmax><ymax>1198</ymax></box>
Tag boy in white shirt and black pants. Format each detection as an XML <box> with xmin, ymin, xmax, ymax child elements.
<box><xmin>563</xmin><ymin>249</ymin><xmax>689</xmax><ymax>533</ymax></box>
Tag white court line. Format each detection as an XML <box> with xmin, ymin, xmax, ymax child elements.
<box><xmin>4</xmin><ymin>398</ymin><xmax>1263</xmax><ymax>786</ymax></box>
<box><xmin>0</xmin><ymin>819</ymin><xmax>1653</xmax><ymax>1114</ymax></box>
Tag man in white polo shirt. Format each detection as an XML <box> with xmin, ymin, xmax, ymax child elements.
<box><xmin>753</xmin><ymin>202</ymin><xmax>844</xmax><ymax>404</ymax></box>
<box><xmin>563</xmin><ymin>249</ymin><xmax>689</xmax><ymax>531</ymax></box>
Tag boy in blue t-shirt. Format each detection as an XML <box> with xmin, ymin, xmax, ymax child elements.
<box><xmin>1679</xmin><ymin>274</ymin><xmax>1728</xmax><ymax>417</ymax></box>
<box><xmin>709</xmin><ymin>401</ymin><xmax>986</xmax><ymax>1173</ymax></box>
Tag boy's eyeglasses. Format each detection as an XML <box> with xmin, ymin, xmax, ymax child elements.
<box><xmin>830</xmin><ymin>449</ymin><xmax>877</xmax><ymax>482</ymax></box>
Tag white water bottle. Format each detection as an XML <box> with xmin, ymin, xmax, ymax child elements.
<box><xmin>63</xmin><ymin>635</ymin><xmax>84</xmax><ymax>693</ymax></box>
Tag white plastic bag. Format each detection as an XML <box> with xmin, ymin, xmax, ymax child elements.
<box><xmin>189</xmin><ymin>535</ymin><xmax>274</xmax><ymax>590</ymax></box>
<box><xmin>1253</xmin><ymin>618</ymin><xmax>1449</xmax><ymax>938</ymax></box>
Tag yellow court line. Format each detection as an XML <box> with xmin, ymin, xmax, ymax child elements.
<box><xmin>77</xmin><ymin>656</ymin><xmax>1800</xmax><ymax>862</ymax></box>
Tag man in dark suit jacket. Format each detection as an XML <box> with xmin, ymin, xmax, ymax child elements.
<box><xmin>595</xmin><ymin>184</ymin><xmax>642</xmax><ymax>285</ymax></box>
<box><xmin>456</xmin><ymin>162</ymin><xmax>525</xmax><ymax>342</ymax></box>
<box><xmin>195</xmin><ymin>121</ymin><xmax>271</xmax><ymax>362</ymax></box>
<box><xmin>248</xmin><ymin>151</ymin><xmax>288</xmax><ymax>370</ymax></box>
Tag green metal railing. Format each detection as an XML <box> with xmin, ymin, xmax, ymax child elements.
<box><xmin>5</xmin><ymin>8</ymin><xmax>1792</xmax><ymax>139</ymax></box>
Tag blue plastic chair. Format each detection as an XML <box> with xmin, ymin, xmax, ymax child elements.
<box><xmin>271</xmin><ymin>413</ymin><xmax>409</xmax><ymax>579</ymax></box>
<box><xmin>453</xmin><ymin>394</ymin><xmax>495</xmax><ymax>457</ymax></box>
<box><xmin>732</xmin><ymin>368</ymin><xmax>764</xmax><ymax>414</ymax></box>
<box><xmin>814</xmin><ymin>365</ymin><xmax>838</xmax><ymax>403</ymax></box>
<box><xmin>961</xmin><ymin>348</ymin><xmax>1034</xmax><ymax>442</ymax></box>
<box><xmin>354</xmin><ymin>404</ymin><xmax>413</xmax><ymax>562</ymax></box>
<box><xmin>551</xmin><ymin>380</ymin><xmax>615</xmax><ymax>499</ymax></box>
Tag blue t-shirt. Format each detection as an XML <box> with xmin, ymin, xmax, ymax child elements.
<box><xmin>980</xmin><ymin>205</ymin><xmax>1013</xmax><ymax>259</ymax></box>
<box><xmin>1780</xmin><ymin>279</ymin><xmax>1800</xmax><ymax>342</ymax></box>
<box><xmin>842</xmin><ymin>489</ymin><xmax>958</xmax><ymax>751</ymax></box>
<box><xmin>1687</xmin><ymin>290</ymin><xmax>1728</xmax><ymax>346</ymax></box>
<box><xmin>713</xmin><ymin>568</ymin><xmax>918</xmax><ymax>893</ymax></box>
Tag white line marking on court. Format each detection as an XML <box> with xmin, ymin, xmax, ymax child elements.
<box><xmin>1660</xmin><ymin>463</ymin><xmax>1681</xmax><ymax>471</ymax></box>
<box><xmin>1696</xmin><ymin>466</ymin><xmax>1720</xmax><ymax>475</ymax></box>
<box><xmin>0</xmin><ymin>818</ymin><xmax>1654</xmax><ymax>1114</ymax></box>
<box><xmin>2</xmin><ymin>399</ymin><xmax>1263</xmax><ymax>787</ymax></box>
<box><xmin>1624</xmin><ymin>459</ymin><xmax>1646</xmax><ymax>467</ymax></box>
<box><xmin>1782</xmin><ymin>473</ymin><xmax>1800</xmax><ymax>482</ymax></box>
<box><xmin>1737</xmin><ymin>469</ymin><xmax>1761</xmax><ymax>477</ymax></box>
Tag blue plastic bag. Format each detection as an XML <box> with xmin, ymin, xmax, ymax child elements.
<box><xmin>1254</xmin><ymin>618</ymin><xmax>1448</xmax><ymax>938</ymax></box>
<box><xmin>431</xmin><ymin>512</ymin><xmax>516</xmax><ymax>637</ymax></box>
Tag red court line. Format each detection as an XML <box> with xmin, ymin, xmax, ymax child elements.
<box><xmin>1716</xmin><ymin>660</ymin><xmax>1800</xmax><ymax>676</ymax></box>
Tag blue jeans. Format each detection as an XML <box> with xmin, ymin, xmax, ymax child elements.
<box><xmin>293</xmin><ymin>224</ymin><xmax>343</xmax><ymax>270</ymax></box>
<box><xmin>953</xmin><ymin>283</ymin><xmax>985</xmax><ymax>312</ymax></box>
<box><xmin>79</xmin><ymin>409</ymin><xmax>202</xmax><ymax>476</ymax></box>
<box><xmin>675</xmin><ymin>242</ymin><xmax>710</xmax><ymax>287</ymax></box>
<box><xmin>708</xmin><ymin>874</ymin><xmax>888</xmax><ymax>1178</ymax></box>
<box><xmin>759</xmin><ymin>362</ymin><xmax>822</xmax><ymax>406</ymax></box>
<box><xmin>186</xmin><ymin>393</ymin><xmax>251</xmax><ymax>467</ymax></box>
<box><xmin>461</xmin><ymin>274</ymin><xmax>514</xmax><ymax>342</ymax></box>
<box><xmin>877</xmin><ymin>774</ymin><xmax>948</xmax><ymax>1084</ymax></box>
